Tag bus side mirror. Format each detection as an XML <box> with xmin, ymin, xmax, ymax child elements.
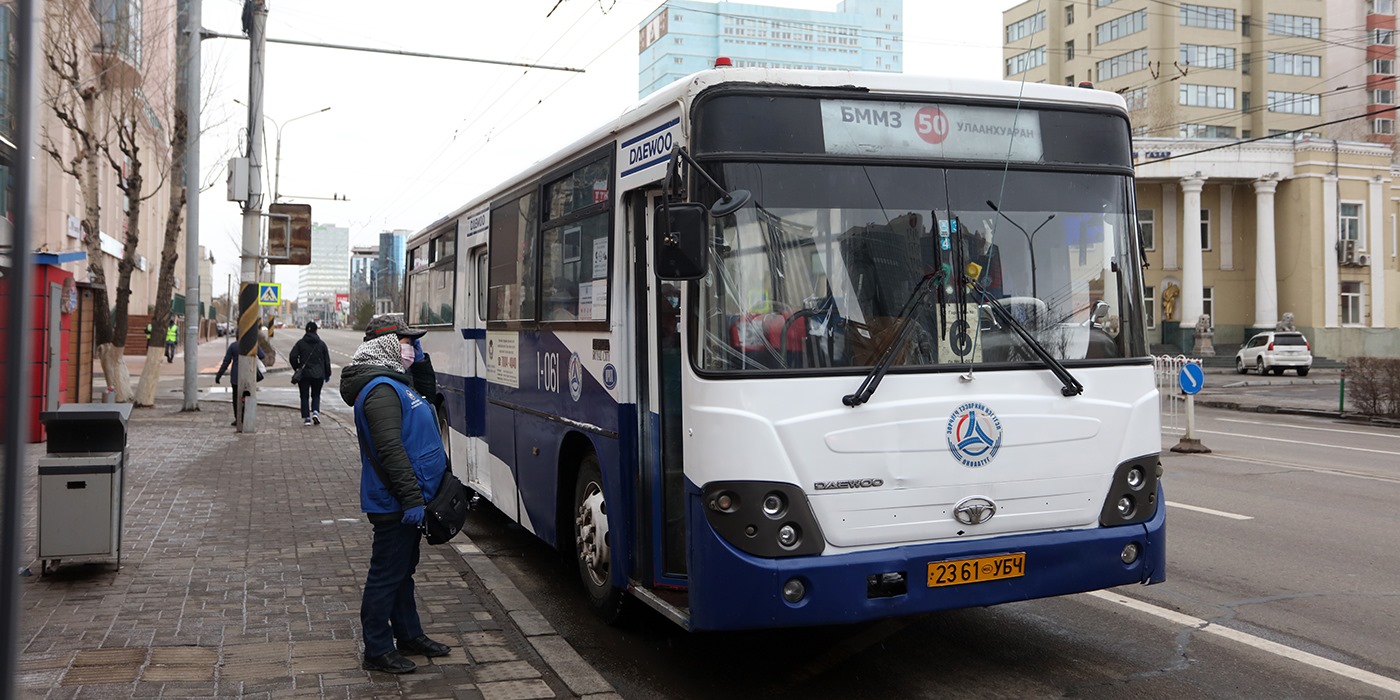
<box><xmin>654</xmin><ymin>202</ymin><xmax>709</xmax><ymax>280</ymax></box>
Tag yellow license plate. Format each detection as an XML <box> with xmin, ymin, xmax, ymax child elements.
<box><xmin>927</xmin><ymin>553</ymin><xmax>1026</xmax><ymax>587</ymax></box>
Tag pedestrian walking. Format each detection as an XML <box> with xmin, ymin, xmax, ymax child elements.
<box><xmin>214</xmin><ymin>342</ymin><xmax>265</xmax><ymax>426</ymax></box>
<box><xmin>340</xmin><ymin>315</ymin><xmax>450</xmax><ymax>674</ymax></box>
<box><xmin>289</xmin><ymin>321</ymin><xmax>332</xmax><ymax>426</ymax></box>
<box><xmin>164</xmin><ymin>320</ymin><xmax>179</xmax><ymax>363</ymax></box>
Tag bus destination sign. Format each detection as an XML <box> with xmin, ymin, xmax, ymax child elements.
<box><xmin>820</xmin><ymin>100</ymin><xmax>1044</xmax><ymax>162</ymax></box>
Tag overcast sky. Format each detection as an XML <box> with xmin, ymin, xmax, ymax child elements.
<box><xmin>195</xmin><ymin>0</ymin><xmax>1022</xmax><ymax>298</ymax></box>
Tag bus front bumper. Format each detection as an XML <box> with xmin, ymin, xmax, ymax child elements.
<box><xmin>684</xmin><ymin>484</ymin><xmax>1166</xmax><ymax>632</ymax></box>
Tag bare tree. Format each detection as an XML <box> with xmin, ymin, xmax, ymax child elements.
<box><xmin>132</xmin><ymin>96</ymin><xmax>186</xmax><ymax>406</ymax></box>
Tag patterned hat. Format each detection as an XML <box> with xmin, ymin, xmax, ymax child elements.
<box><xmin>363</xmin><ymin>314</ymin><xmax>426</xmax><ymax>341</ymax></box>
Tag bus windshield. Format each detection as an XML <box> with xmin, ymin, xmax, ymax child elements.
<box><xmin>697</xmin><ymin>163</ymin><xmax>1145</xmax><ymax>373</ymax></box>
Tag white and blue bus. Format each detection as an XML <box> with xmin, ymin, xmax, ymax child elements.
<box><xmin>403</xmin><ymin>68</ymin><xmax>1164</xmax><ymax>631</ymax></box>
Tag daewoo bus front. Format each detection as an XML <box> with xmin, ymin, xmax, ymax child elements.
<box><xmin>665</xmin><ymin>88</ymin><xmax>1164</xmax><ymax>631</ymax></box>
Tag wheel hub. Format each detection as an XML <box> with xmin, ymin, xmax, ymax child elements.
<box><xmin>575</xmin><ymin>483</ymin><xmax>610</xmax><ymax>587</ymax></box>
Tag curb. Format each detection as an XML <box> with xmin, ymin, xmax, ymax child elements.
<box><xmin>196</xmin><ymin>395</ymin><xmax>621</xmax><ymax>698</ymax></box>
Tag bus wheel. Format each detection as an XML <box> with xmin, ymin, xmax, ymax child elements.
<box><xmin>573</xmin><ymin>454</ymin><xmax>625</xmax><ymax>622</ymax></box>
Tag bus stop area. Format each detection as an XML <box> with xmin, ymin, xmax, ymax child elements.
<box><xmin>12</xmin><ymin>395</ymin><xmax>617</xmax><ymax>700</ymax></box>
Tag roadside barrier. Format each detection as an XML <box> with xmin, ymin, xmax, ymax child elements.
<box><xmin>1152</xmin><ymin>354</ymin><xmax>1202</xmax><ymax>433</ymax></box>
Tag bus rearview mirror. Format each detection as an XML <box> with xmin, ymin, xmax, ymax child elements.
<box><xmin>654</xmin><ymin>202</ymin><xmax>709</xmax><ymax>281</ymax></box>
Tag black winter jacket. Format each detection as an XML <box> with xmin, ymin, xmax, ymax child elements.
<box><xmin>289</xmin><ymin>331</ymin><xmax>333</xmax><ymax>382</ymax></box>
<box><xmin>339</xmin><ymin>355</ymin><xmax>439</xmax><ymax>522</ymax></box>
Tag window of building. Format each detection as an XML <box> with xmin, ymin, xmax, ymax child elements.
<box><xmin>1123</xmin><ymin>87</ymin><xmax>1149</xmax><ymax>110</ymax></box>
<box><xmin>1242</xmin><ymin>91</ymin><xmax>1252</xmax><ymax>112</ymax></box>
<box><xmin>1241</xmin><ymin>14</ymin><xmax>1251</xmax><ymax>36</ymax></box>
<box><xmin>1006</xmin><ymin>46</ymin><xmax>1047</xmax><ymax>75</ymax></box>
<box><xmin>1202</xmin><ymin>287</ymin><xmax>1214</xmax><ymax>326</ymax></box>
<box><xmin>1369</xmin><ymin>0</ymin><xmax>1395</xmax><ymax>15</ymax></box>
<box><xmin>1370</xmin><ymin>89</ymin><xmax>1394</xmax><ymax>104</ymax></box>
<box><xmin>1065</xmin><ymin>40</ymin><xmax>1075</xmax><ymax>60</ymax></box>
<box><xmin>1341</xmin><ymin>281</ymin><xmax>1363</xmax><ymax>325</ymax></box>
<box><xmin>1096</xmin><ymin>9</ymin><xmax>1146</xmax><ymax>45</ymax></box>
<box><xmin>1242</xmin><ymin>130</ymin><xmax>1252</xmax><ymax>138</ymax></box>
<box><xmin>1266</xmin><ymin>91</ymin><xmax>1321</xmax><ymax>115</ymax></box>
<box><xmin>1340</xmin><ymin>203</ymin><xmax>1363</xmax><ymax>244</ymax></box>
<box><xmin>1096</xmin><ymin>0</ymin><xmax>1119</xmax><ymax>6</ymax></box>
<box><xmin>1267</xmin><ymin>13</ymin><xmax>1320</xmax><ymax>38</ymax></box>
<box><xmin>1201</xmin><ymin>209</ymin><xmax>1212</xmax><ymax>251</ymax></box>
<box><xmin>1267</xmin><ymin>51</ymin><xmax>1321</xmax><ymax>77</ymax></box>
<box><xmin>1373</xmin><ymin>28</ymin><xmax>1396</xmax><ymax>45</ymax></box>
<box><xmin>1096</xmin><ymin>48</ymin><xmax>1148</xmax><ymax>80</ymax></box>
<box><xmin>1180</xmin><ymin>44</ymin><xmax>1235</xmax><ymax>68</ymax></box>
<box><xmin>1138</xmin><ymin>208</ymin><xmax>1156</xmax><ymax>251</ymax></box>
<box><xmin>1006</xmin><ymin>11</ymin><xmax>1046</xmax><ymax>43</ymax></box>
<box><xmin>1065</xmin><ymin>75</ymin><xmax>1076</xmax><ymax>86</ymax></box>
<box><xmin>1375</xmin><ymin>118</ymin><xmax>1396</xmax><ymax>134</ymax></box>
<box><xmin>1143</xmin><ymin>285</ymin><xmax>1156</xmax><ymax>328</ymax></box>
<box><xmin>1065</xmin><ymin>4</ymin><xmax>1074</xmax><ymax>25</ymax></box>
<box><xmin>1181</xmin><ymin>4</ymin><xmax>1235</xmax><ymax>30</ymax></box>
<box><xmin>1242</xmin><ymin>52</ymin><xmax>1251</xmax><ymax>74</ymax></box>
<box><xmin>1179</xmin><ymin>123</ymin><xmax>1237</xmax><ymax>138</ymax></box>
<box><xmin>1180</xmin><ymin>84</ymin><xmax>1236</xmax><ymax>109</ymax></box>
<box><xmin>1374</xmin><ymin>59</ymin><xmax>1395</xmax><ymax>75</ymax></box>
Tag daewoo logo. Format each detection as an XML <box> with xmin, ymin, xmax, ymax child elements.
<box><xmin>814</xmin><ymin>478</ymin><xmax>885</xmax><ymax>491</ymax></box>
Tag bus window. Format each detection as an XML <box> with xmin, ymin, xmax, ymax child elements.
<box><xmin>541</xmin><ymin>155</ymin><xmax>612</xmax><ymax>323</ymax></box>
<box><xmin>407</xmin><ymin>229</ymin><xmax>456</xmax><ymax>326</ymax></box>
<box><xmin>488</xmin><ymin>192</ymin><xmax>539</xmax><ymax>322</ymax></box>
<box><xmin>476</xmin><ymin>250</ymin><xmax>488</xmax><ymax>323</ymax></box>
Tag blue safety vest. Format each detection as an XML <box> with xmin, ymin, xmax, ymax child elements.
<box><xmin>353</xmin><ymin>376</ymin><xmax>446</xmax><ymax>513</ymax></box>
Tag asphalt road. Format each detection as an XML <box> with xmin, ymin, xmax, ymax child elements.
<box><xmin>460</xmin><ymin>401</ymin><xmax>1400</xmax><ymax>699</ymax></box>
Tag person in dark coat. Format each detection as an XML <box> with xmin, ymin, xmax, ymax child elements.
<box><xmin>289</xmin><ymin>321</ymin><xmax>333</xmax><ymax>426</ymax></box>
<box><xmin>214</xmin><ymin>342</ymin><xmax>265</xmax><ymax>426</ymax></box>
<box><xmin>340</xmin><ymin>315</ymin><xmax>450</xmax><ymax>674</ymax></box>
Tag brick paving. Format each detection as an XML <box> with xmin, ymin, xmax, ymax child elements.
<box><xmin>16</xmin><ymin>399</ymin><xmax>613</xmax><ymax>699</ymax></box>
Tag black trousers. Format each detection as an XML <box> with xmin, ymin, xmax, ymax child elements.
<box><xmin>298</xmin><ymin>378</ymin><xmax>324</xmax><ymax>420</ymax></box>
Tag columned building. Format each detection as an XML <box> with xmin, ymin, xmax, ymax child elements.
<box><xmin>1135</xmin><ymin>137</ymin><xmax>1398</xmax><ymax>358</ymax></box>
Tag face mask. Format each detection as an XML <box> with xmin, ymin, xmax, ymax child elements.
<box><xmin>400</xmin><ymin>343</ymin><xmax>416</xmax><ymax>369</ymax></box>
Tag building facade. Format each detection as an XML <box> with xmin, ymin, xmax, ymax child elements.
<box><xmin>298</xmin><ymin>223</ymin><xmax>350</xmax><ymax>323</ymax></box>
<box><xmin>1000</xmin><ymin>0</ymin><xmax>1378</xmax><ymax>141</ymax></box>
<box><xmin>376</xmin><ymin>230</ymin><xmax>406</xmax><ymax>312</ymax></box>
<box><xmin>638</xmin><ymin>0</ymin><xmax>903</xmax><ymax>98</ymax></box>
<box><xmin>1136</xmin><ymin>138</ymin><xmax>1399</xmax><ymax>358</ymax></box>
<box><xmin>31</xmin><ymin>0</ymin><xmax>182</xmax><ymax>315</ymax></box>
<box><xmin>350</xmin><ymin>245</ymin><xmax>378</xmax><ymax>296</ymax></box>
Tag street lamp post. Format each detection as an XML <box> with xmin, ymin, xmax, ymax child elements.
<box><xmin>233</xmin><ymin>101</ymin><xmax>331</xmax><ymax>202</ymax></box>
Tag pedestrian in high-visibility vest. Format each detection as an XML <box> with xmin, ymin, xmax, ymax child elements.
<box><xmin>165</xmin><ymin>321</ymin><xmax>178</xmax><ymax>363</ymax></box>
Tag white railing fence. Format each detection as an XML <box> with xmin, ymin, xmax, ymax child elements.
<box><xmin>1153</xmin><ymin>354</ymin><xmax>1202</xmax><ymax>433</ymax></box>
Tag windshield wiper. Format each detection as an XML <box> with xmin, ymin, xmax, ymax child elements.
<box><xmin>962</xmin><ymin>274</ymin><xmax>1084</xmax><ymax>397</ymax></box>
<box><xmin>843</xmin><ymin>269</ymin><xmax>945</xmax><ymax>408</ymax></box>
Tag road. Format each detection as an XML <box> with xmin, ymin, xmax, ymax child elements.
<box><xmin>458</xmin><ymin>402</ymin><xmax>1400</xmax><ymax>699</ymax></box>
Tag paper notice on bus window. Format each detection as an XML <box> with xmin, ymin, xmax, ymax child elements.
<box><xmin>819</xmin><ymin>100</ymin><xmax>1044</xmax><ymax>162</ymax></box>
<box><xmin>578</xmin><ymin>282</ymin><xmax>593</xmax><ymax>319</ymax></box>
<box><xmin>592</xmin><ymin>237</ymin><xmax>609</xmax><ymax>279</ymax></box>
<box><xmin>485</xmin><ymin>331</ymin><xmax>520</xmax><ymax>388</ymax></box>
<box><xmin>591</xmin><ymin>280</ymin><xmax>608</xmax><ymax>320</ymax></box>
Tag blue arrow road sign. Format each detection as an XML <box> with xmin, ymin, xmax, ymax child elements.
<box><xmin>1179</xmin><ymin>363</ymin><xmax>1204</xmax><ymax>395</ymax></box>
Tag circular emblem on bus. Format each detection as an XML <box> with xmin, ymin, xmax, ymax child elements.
<box><xmin>946</xmin><ymin>402</ymin><xmax>1003</xmax><ymax>468</ymax></box>
<box><xmin>602</xmin><ymin>363</ymin><xmax>617</xmax><ymax>390</ymax></box>
<box><xmin>952</xmin><ymin>496</ymin><xmax>997</xmax><ymax>525</ymax></box>
<box><xmin>915</xmin><ymin>106</ymin><xmax>951</xmax><ymax>145</ymax></box>
<box><xmin>568</xmin><ymin>352</ymin><xmax>583</xmax><ymax>402</ymax></box>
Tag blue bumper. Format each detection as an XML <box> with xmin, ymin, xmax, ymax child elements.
<box><xmin>685</xmin><ymin>484</ymin><xmax>1166</xmax><ymax>631</ymax></box>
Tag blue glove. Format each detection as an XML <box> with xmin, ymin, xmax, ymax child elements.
<box><xmin>401</xmin><ymin>505</ymin><xmax>425</xmax><ymax>525</ymax></box>
<box><xmin>412</xmin><ymin>339</ymin><xmax>425</xmax><ymax>363</ymax></box>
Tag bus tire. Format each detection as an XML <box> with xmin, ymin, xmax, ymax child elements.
<box><xmin>573</xmin><ymin>454</ymin><xmax>626</xmax><ymax>623</ymax></box>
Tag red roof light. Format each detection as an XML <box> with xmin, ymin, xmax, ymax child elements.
<box><xmin>714</xmin><ymin>56</ymin><xmax>733</xmax><ymax>68</ymax></box>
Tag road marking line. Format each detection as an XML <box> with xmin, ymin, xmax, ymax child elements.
<box><xmin>1216</xmin><ymin>417</ymin><xmax>1400</xmax><ymax>440</ymax></box>
<box><xmin>1165</xmin><ymin>501</ymin><xmax>1253</xmax><ymax>520</ymax></box>
<box><xmin>1085</xmin><ymin>590</ymin><xmax>1400</xmax><ymax>695</ymax></box>
<box><xmin>1201</xmin><ymin>453</ymin><xmax>1400</xmax><ymax>485</ymax></box>
<box><xmin>1194</xmin><ymin>429</ymin><xmax>1400</xmax><ymax>457</ymax></box>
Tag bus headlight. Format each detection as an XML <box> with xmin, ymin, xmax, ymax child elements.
<box><xmin>1099</xmin><ymin>455</ymin><xmax>1160</xmax><ymax>527</ymax></box>
<box><xmin>782</xmin><ymin>578</ymin><xmax>806</xmax><ymax>603</ymax></box>
<box><xmin>701</xmin><ymin>481</ymin><xmax>824</xmax><ymax>557</ymax></box>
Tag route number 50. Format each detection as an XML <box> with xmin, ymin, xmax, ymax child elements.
<box><xmin>916</xmin><ymin>106</ymin><xmax>950</xmax><ymax>145</ymax></box>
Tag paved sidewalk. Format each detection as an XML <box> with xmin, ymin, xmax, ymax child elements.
<box><xmin>16</xmin><ymin>399</ymin><xmax>617</xmax><ymax>699</ymax></box>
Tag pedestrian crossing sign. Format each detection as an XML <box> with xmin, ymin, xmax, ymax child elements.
<box><xmin>258</xmin><ymin>282</ymin><xmax>281</xmax><ymax>306</ymax></box>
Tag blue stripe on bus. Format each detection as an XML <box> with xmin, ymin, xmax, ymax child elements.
<box><xmin>436</xmin><ymin>372</ymin><xmax>485</xmax><ymax>437</ymax></box>
<box><xmin>461</xmin><ymin>328</ymin><xmax>486</xmax><ymax>340</ymax></box>
<box><xmin>620</xmin><ymin>117</ymin><xmax>680</xmax><ymax>147</ymax></box>
<box><xmin>683</xmin><ymin>482</ymin><xmax>1167</xmax><ymax>632</ymax></box>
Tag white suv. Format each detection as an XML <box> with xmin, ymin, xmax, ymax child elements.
<box><xmin>1235</xmin><ymin>331</ymin><xmax>1312</xmax><ymax>376</ymax></box>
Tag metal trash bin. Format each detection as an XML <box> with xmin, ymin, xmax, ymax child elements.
<box><xmin>37</xmin><ymin>403</ymin><xmax>132</xmax><ymax>575</ymax></box>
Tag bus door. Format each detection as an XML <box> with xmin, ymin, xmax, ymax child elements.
<box><xmin>632</xmin><ymin>190</ymin><xmax>689</xmax><ymax>589</ymax></box>
<box><xmin>461</xmin><ymin>245</ymin><xmax>492</xmax><ymax>498</ymax></box>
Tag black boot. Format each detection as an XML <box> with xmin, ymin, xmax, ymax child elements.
<box><xmin>362</xmin><ymin>650</ymin><xmax>416</xmax><ymax>674</ymax></box>
<box><xmin>397</xmin><ymin>635</ymin><xmax>451</xmax><ymax>657</ymax></box>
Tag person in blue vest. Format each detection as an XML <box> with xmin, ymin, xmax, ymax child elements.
<box><xmin>339</xmin><ymin>315</ymin><xmax>450</xmax><ymax>674</ymax></box>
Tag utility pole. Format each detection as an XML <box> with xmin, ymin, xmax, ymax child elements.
<box><xmin>236</xmin><ymin>0</ymin><xmax>267</xmax><ymax>432</ymax></box>
<box><xmin>180</xmin><ymin>0</ymin><xmax>202</xmax><ymax>411</ymax></box>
